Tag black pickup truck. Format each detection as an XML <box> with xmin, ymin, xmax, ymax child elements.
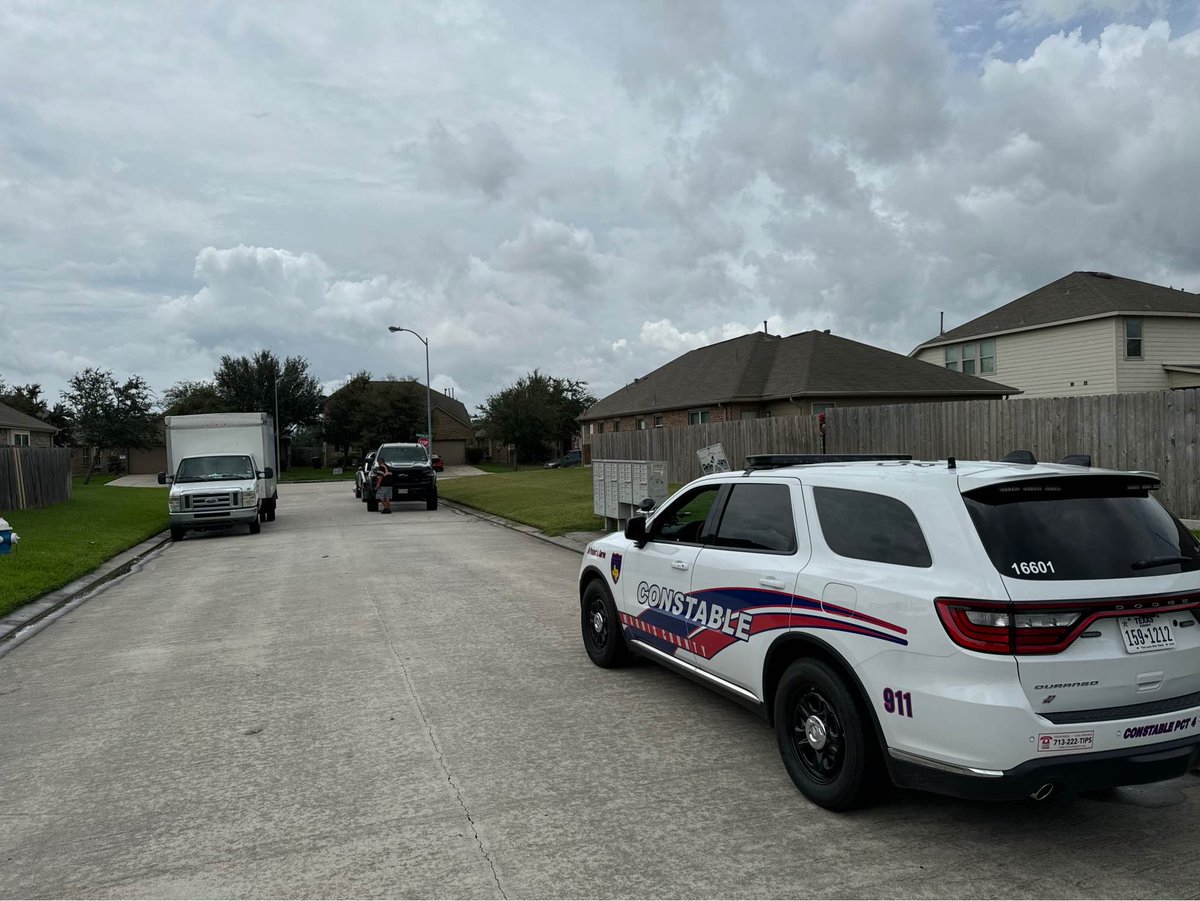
<box><xmin>366</xmin><ymin>442</ymin><xmax>438</xmax><ymax>511</ymax></box>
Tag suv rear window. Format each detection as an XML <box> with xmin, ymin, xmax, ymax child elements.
<box><xmin>963</xmin><ymin>476</ymin><xmax>1200</xmax><ymax>580</ymax></box>
<box><xmin>813</xmin><ymin>487</ymin><xmax>932</xmax><ymax>567</ymax></box>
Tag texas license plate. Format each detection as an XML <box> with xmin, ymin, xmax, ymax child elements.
<box><xmin>1119</xmin><ymin>614</ymin><xmax>1175</xmax><ymax>654</ymax></box>
<box><xmin>395</xmin><ymin>488</ymin><xmax>409</xmax><ymax>495</ymax></box>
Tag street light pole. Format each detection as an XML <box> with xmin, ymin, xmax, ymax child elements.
<box><xmin>387</xmin><ymin>326</ymin><xmax>433</xmax><ymax>454</ymax></box>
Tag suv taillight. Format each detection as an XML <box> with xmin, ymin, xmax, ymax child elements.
<box><xmin>936</xmin><ymin>595</ymin><xmax>1200</xmax><ymax>655</ymax></box>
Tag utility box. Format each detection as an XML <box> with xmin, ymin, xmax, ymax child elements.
<box><xmin>593</xmin><ymin>459</ymin><xmax>669</xmax><ymax>531</ymax></box>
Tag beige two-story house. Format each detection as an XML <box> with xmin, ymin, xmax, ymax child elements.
<box><xmin>911</xmin><ymin>271</ymin><xmax>1200</xmax><ymax>398</ymax></box>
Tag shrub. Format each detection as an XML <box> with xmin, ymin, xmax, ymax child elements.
<box><xmin>466</xmin><ymin>446</ymin><xmax>484</xmax><ymax>464</ymax></box>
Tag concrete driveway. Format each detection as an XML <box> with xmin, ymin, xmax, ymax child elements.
<box><xmin>1</xmin><ymin>481</ymin><xmax>1198</xmax><ymax>898</ymax></box>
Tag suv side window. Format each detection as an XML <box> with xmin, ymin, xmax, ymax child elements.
<box><xmin>650</xmin><ymin>484</ymin><xmax>723</xmax><ymax>545</ymax></box>
<box><xmin>711</xmin><ymin>483</ymin><xmax>797</xmax><ymax>553</ymax></box>
<box><xmin>813</xmin><ymin>486</ymin><xmax>932</xmax><ymax>567</ymax></box>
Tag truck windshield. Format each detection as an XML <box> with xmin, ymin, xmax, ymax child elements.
<box><xmin>176</xmin><ymin>455</ymin><xmax>256</xmax><ymax>483</ymax></box>
<box><xmin>378</xmin><ymin>447</ymin><xmax>428</xmax><ymax>465</ymax></box>
<box><xmin>963</xmin><ymin>476</ymin><xmax>1200</xmax><ymax>580</ymax></box>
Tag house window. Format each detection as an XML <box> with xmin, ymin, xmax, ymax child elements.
<box><xmin>613</xmin><ymin>419</ymin><xmax>621</xmax><ymax>432</ymax></box>
<box><xmin>688</xmin><ymin>410</ymin><xmax>710</xmax><ymax>425</ymax></box>
<box><xmin>944</xmin><ymin>346</ymin><xmax>958</xmax><ymax>370</ymax></box>
<box><xmin>13</xmin><ymin>432</ymin><xmax>30</xmax><ymax>447</ymax></box>
<box><xmin>596</xmin><ymin>422</ymin><xmax>604</xmax><ymax>434</ymax></box>
<box><xmin>741</xmin><ymin>410</ymin><xmax>757</xmax><ymax>421</ymax></box>
<box><xmin>812</xmin><ymin>403</ymin><xmax>834</xmax><ymax>414</ymax></box>
<box><xmin>653</xmin><ymin>414</ymin><xmax>664</xmax><ymax>428</ymax></box>
<box><xmin>1125</xmin><ymin>319</ymin><xmax>1143</xmax><ymax>358</ymax></box>
<box><xmin>980</xmin><ymin>339</ymin><xmax>996</xmax><ymax>374</ymax></box>
<box><xmin>636</xmin><ymin>418</ymin><xmax>646</xmax><ymax>430</ymax></box>
<box><xmin>961</xmin><ymin>343</ymin><xmax>976</xmax><ymax>375</ymax></box>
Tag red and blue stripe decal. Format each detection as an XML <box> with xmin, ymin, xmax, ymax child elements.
<box><xmin>622</xmin><ymin>586</ymin><xmax>908</xmax><ymax>659</ymax></box>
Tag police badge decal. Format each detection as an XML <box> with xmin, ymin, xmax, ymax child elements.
<box><xmin>610</xmin><ymin>553</ymin><xmax>623</xmax><ymax>583</ymax></box>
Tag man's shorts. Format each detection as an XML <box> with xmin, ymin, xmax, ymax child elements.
<box><xmin>376</xmin><ymin>485</ymin><xmax>390</xmax><ymax>500</ymax></box>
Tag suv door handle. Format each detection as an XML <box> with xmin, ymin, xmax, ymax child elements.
<box><xmin>759</xmin><ymin>577</ymin><xmax>786</xmax><ymax>589</ymax></box>
<box><xmin>672</xmin><ymin>560</ymin><xmax>690</xmax><ymax>571</ymax></box>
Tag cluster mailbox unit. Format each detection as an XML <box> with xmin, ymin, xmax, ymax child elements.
<box><xmin>592</xmin><ymin>459</ymin><xmax>670</xmax><ymax>530</ymax></box>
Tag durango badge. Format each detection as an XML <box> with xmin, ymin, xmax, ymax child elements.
<box><xmin>610</xmin><ymin>552</ymin><xmax>623</xmax><ymax>584</ymax></box>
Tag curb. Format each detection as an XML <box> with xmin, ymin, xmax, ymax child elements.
<box><xmin>0</xmin><ymin>531</ymin><xmax>173</xmax><ymax>656</ymax></box>
<box><xmin>439</xmin><ymin>500</ymin><xmax>595</xmax><ymax>556</ymax></box>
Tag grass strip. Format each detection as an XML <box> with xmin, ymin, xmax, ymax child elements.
<box><xmin>0</xmin><ymin>477</ymin><xmax>169</xmax><ymax>619</ymax></box>
<box><xmin>437</xmin><ymin>467</ymin><xmax>605</xmax><ymax>536</ymax></box>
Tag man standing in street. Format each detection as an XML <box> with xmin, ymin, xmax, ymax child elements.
<box><xmin>373</xmin><ymin>460</ymin><xmax>393</xmax><ymax>514</ymax></box>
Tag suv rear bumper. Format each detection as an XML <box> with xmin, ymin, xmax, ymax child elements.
<box><xmin>888</xmin><ymin>734</ymin><xmax>1200</xmax><ymax>800</ymax></box>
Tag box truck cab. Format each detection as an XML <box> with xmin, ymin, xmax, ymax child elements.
<box><xmin>158</xmin><ymin>413</ymin><xmax>278</xmax><ymax>542</ymax></box>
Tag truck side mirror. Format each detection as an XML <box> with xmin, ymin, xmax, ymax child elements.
<box><xmin>157</xmin><ymin>472</ymin><xmax>168</xmax><ymax>485</ymax></box>
<box><xmin>261</xmin><ymin>467</ymin><xmax>274</xmax><ymax>479</ymax></box>
<box><xmin>624</xmin><ymin>515</ymin><xmax>648</xmax><ymax>547</ymax></box>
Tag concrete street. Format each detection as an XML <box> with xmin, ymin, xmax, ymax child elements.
<box><xmin>1</xmin><ymin>481</ymin><xmax>1198</xmax><ymax>899</ymax></box>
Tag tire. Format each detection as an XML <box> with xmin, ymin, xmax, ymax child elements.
<box><xmin>354</xmin><ymin>486</ymin><xmax>361</xmax><ymax>498</ymax></box>
<box><xmin>249</xmin><ymin>518</ymin><xmax>261</xmax><ymax>534</ymax></box>
<box><xmin>366</xmin><ymin>495</ymin><xmax>379</xmax><ymax>512</ymax></box>
<box><xmin>259</xmin><ymin>509</ymin><xmax>267</xmax><ymax>522</ymax></box>
<box><xmin>170</xmin><ymin>527</ymin><xmax>184</xmax><ymax>542</ymax></box>
<box><xmin>773</xmin><ymin>659</ymin><xmax>885</xmax><ymax>811</ymax></box>
<box><xmin>581</xmin><ymin>580</ymin><xmax>630</xmax><ymax>668</ymax></box>
<box><xmin>266</xmin><ymin>499</ymin><xmax>276</xmax><ymax>522</ymax></box>
<box><xmin>426</xmin><ymin>490</ymin><xmax>438</xmax><ymax>511</ymax></box>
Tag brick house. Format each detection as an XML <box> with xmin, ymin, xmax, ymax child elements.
<box><xmin>0</xmin><ymin>402</ymin><xmax>58</xmax><ymax>448</ymax></box>
<box><xmin>578</xmin><ymin>329</ymin><xmax>1017</xmax><ymax>452</ymax></box>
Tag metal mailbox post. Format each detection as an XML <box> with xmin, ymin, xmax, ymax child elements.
<box><xmin>592</xmin><ymin>459</ymin><xmax>669</xmax><ymax>531</ymax></box>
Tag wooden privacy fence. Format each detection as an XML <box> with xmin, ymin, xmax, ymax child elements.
<box><xmin>591</xmin><ymin>388</ymin><xmax>1200</xmax><ymax>518</ymax></box>
<box><xmin>0</xmin><ymin>447</ymin><xmax>73</xmax><ymax>511</ymax></box>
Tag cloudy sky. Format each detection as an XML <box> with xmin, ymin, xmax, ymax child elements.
<box><xmin>3</xmin><ymin>0</ymin><xmax>1199</xmax><ymax>414</ymax></box>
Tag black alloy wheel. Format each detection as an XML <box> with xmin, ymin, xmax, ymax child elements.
<box><xmin>581</xmin><ymin>581</ymin><xmax>630</xmax><ymax>668</ymax></box>
<box><xmin>773</xmin><ymin>658</ymin><xmax>884</xmax><ymax>811</ymax></box>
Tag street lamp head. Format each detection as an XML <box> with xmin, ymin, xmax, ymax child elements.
<box><xmin>388</xmin><ymin>326</ymin><xmax>402</xmax><ymax>332</ymax></box>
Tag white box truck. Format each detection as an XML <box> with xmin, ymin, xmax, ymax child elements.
<box><xmin>158</xmin><ymin>412</ymin><xmax>279</xmax><ymax>541</ymax></box>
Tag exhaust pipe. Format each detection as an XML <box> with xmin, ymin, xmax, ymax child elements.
<box><xmin>1030</xmin><ymin>783</ymin><xmax>1055</xmax><ymax>801</ymax></box>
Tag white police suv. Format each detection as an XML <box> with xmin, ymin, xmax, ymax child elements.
<box><xmin>577</xmin><ymin>453</ymin><xmax>1200</xmax><ymax>810</ymax></box>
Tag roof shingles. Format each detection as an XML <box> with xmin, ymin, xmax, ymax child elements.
<box><xmin>581</xmin><ymin>330</ymin><xmax>1016</xmax><ymax>421</ymax></box>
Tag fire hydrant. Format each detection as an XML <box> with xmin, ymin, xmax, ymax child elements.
<box><xmin>0</xmin><ymin>516</ymin><xmax>19</xmax><ymax>555</ymax></box>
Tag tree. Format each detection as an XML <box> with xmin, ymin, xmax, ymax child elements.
<box><xmin>213</xmin><ymin>350</ymin><xmax>323</xmax><ymax>440</ymax></box>
<box><xmin>61</xmin><ymin>368</ymin><xmax>158</xmax><ymax>481</ymax></box>
<box><xmin>321</xmin><ymin>373</ymin><xmax>423</xmax><ymax>458</ymax></box>
<box><xmin>162</xmin><ymin>380</ymin><xmax>226</xmax><ymax>416</ymax></box>
<box><xmin>478</xmin><ymin>370</ymin><xmax>596</xmax><ymax>462</ymax></box>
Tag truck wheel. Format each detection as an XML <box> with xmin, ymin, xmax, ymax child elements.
<box><xmin>249</xmin><ymin>518</ymin><xmax>261</xmax><ymax>535</ymax></box>
<box><xmin>266</xmin><ymin>499</ymin><xmax>276</xmax><ymax>522</ymax></box>
<box><xmin>581</xmin><ymin>580</ymin><xmax>630</xmax><ymax>668</ymax></box>
<box><xmin>773</xmin><ymin>659</ymin><xmax>885</xmax><ymax>811</ymax></box>
<box><xmin>170</xmin><ymin>527</ymin><xmax>184</xmax><ymax>542</ymax></box>
<box><xmin>366</xmin><ymin>496</ymin><xmax>379</xmax><ymax>512</ymax></box>
<box><xmin>426</xmin><ymin>491</ymin><xmax>438</xmax><ymax>511</ymax></box>
<box><xmin>259</xmin><ymin>509</ymin><xmax>267</xmax><ymax>522</ymax></box>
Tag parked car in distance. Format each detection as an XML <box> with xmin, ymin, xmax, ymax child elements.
<box><xmin>545</xmin><ymin>449</ymin><xmax>582</xmax><ymax>469</ymax></box>
<box><xmin>354</xmin><ymin>451</ymin><xmax>376</xmax><ymax>499</ymax></box>
<box><xmin>367</xmin><ymin>442</ymin><xmax>438</xmax><ymax>511</ymax></box>
<box><xmin>431</xmin><ymin>453</ymin><xmax>444</xmax><ymax>472</ymax></box>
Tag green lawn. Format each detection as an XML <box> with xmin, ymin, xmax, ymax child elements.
<box><xmin>437</xmin><ymin>467</ymin><xmax>606</xmax><ymax>536</ymax></box>
<box><xmin>0</xmin><ymin>477</ymin><xmax>169</xmax><ymax>619</ymax></box>
<box><xmin>279</xmin><ymin>466</ymin><xmax>357</xmax><ymax>482</ymax></box>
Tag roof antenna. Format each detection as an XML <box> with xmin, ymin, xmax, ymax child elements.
<box><xmin>763</xmin><ymin>320</ymin><xmax>768</xmax><ymax>334</ymax></box>
<box><xmin>939</xmin><ymin>312</ymin><xmax>944</xmax><ymax>335</ymax></box>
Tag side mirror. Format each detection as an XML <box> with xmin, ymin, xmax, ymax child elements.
<box><xmin>624</xmin><ymin>515</ymin><xmax>647</xmax><ymax>546</ymax></box>
<box><xmin>258</xmin><ymin>467</ymin><xmax>274</xmax><ymax>479</ymax></box>
<box><xmin>157</xmin><ymin>472</ymin><xmax>167</xmax><ymax>485</ymax></box>
<box><xmin>638</xmin><ymin>497</ymin><xmax>655</xmax><ymax>513</ymax></box>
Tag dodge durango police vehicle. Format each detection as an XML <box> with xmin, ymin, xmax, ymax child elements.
<box><xmin>577</xmin><ymin>452</ymin><xmax>1200</xmax><ymax>810</ymax></box>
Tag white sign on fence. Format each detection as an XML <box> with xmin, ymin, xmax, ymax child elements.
<box><xmin>697</xmin><ymin>443</ymin><xmax>730</xmax><ymax>475</ymax></box>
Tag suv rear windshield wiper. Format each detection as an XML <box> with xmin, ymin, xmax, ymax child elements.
<box><xmin>1131</xmin><ymin>555</ymin><xmax>1199</xmax><ymax>571</ymax></box>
